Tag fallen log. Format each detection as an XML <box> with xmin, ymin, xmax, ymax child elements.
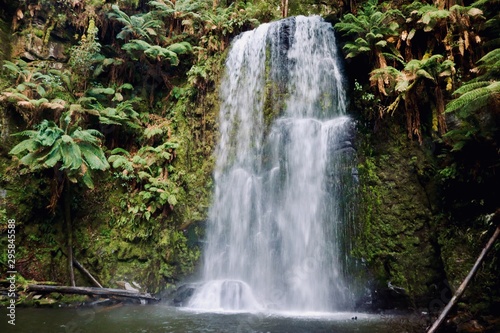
<box><xmin>27</xmin><ymin>284</ymin><xmax>160</xmax><ymax>302</ymax></box>
<box><xmin>72</xmin><ymin>259</ymin><xmax>103</xmax><ymax>288</ymax></box>
<box><xmin>427</xmin><ymin>221</ymin><xmax>500</xmax><ymax>333</ymax></box>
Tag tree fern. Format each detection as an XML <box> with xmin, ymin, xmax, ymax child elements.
<box><xmin>108</xmin><ymin>5</ymin><xmax>162</xmax><ymax>42</ymax></box>
<box><xmin>444</xmin><ymin>45</ymin><xmax>499</xmax><ymax>152</ymax></box>
<box><xmin>446</xmin><ymin>49</ymin><xmax>500</xmax><ymax>115</ymax></box>
<box><xmin>9</xmin><ymin>117</ymin><xmax>109</xmax><ymax>188</ymax></box>
<box><xmin>148</xmin><ymin>0</ymin><xmax>175</xmax><ymax>16</ymax></box>
<box><xmin>446</xmin><ymin>81</ymin><xmax>500</xmax><ymax>115</ymax></box>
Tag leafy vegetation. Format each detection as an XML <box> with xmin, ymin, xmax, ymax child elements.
<box><xmin>9</xmin><ymin>114</ymin><xmax>109</xmax><ymax>285</ymax></box>
<box><xmin>335</xmin><ymin>0</ymin><xmax>485</xmax><ymax>142</ymax></box>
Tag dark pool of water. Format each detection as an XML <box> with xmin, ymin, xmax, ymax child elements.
<box><xmin>0</xmin><ymin>304</ymin><xmax>409</xmax><ymax>333</ymax></box>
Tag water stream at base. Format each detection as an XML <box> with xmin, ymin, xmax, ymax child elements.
<box><xmin>188</xmin><ymin>16</ymin><xmax>357</xmax><ymax>312</ymax></box>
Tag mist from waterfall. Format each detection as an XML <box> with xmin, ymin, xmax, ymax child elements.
<box><xmin>188</xmin><ymin>16</ymin><xmax>357</xmax><ymax>312</ymax></box>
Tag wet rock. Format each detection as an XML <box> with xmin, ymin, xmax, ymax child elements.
<box><xmin>47</xmin><ymin>40</ymin><xmax>67</xmax><ymax>61</ymax></box>
<box><xmin>171</xmin><ymin>284</ymin><xmax>197</xmax><ymax>307</ymax></box>
<box><xmin>370</xmin><ymin>284</ymin><xmax>411</xmax><ymax>310</ymax></box>
<box><xmin>14</xmin><ymin>34</ymin><xmax>68</xmax><ymax>62</ymax></box>
<box><xmin>116</xmin><ymin>281</ymin><xmax>140</xmax><ymax>292</ymax></box>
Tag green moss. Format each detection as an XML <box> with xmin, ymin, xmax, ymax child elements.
<box><xmin>33</xmin><ymin>28</ymin><xmax>44</xmax><ymax>39</ymax></box>
<box><xmin>354</xmin><ymin>117</ymin><xmax>444</xmax><ymax>306</ymax></box>
<box><xmin>58</xmin><ymin>294</ymin><xmax>88</xmax><ymax>304</ymax></box>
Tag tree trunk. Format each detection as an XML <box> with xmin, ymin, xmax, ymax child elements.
<box><xmin>64</xmin><ymin>179</ymin><xmax>75</xmax><ymax>287</ymax></box>
<box><xmin>350</xmin><ymin>0</ymin><xmax>357</xmax><ymax>15</ymax></box>
<box><xmin>282</xmin><ymin>0</ymin><xmax>289</xmax><ymax>18</ymax></box>
<box><xmin>375</xmin><ymin>50</ymin><xmax>388</xmax><ymax>95</ymax></box>
<box><xmin>435</xmin><ymin>86</ymin><xmax>447</xmax><ymax>135</ymax></box>
<box><xmin>27</xmin><ymin>284</ymin><xmax>159</xmax><ymax>301</ymax></box>
<box><xmin>427</xmin><ymin>224</ymin><xmax>500</xmax><ymax>333</ymax></box>
<box><xmin>73</xmin><ymin>258</ymin><xmax>103</xmax><ymax>288</ymax></box>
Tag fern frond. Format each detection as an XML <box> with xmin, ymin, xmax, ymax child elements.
<box><xmin>453</xmin><ymin>81</ymin><xmax>491</xmax><ymax>95</ymax></box>
<box><xmin>39</xmin><ymin>140</ymin><xmax>62</xmax><ymax>168</ymax></box>
<box><xmin>446</xmin><ymin>81</ymin><xmax>499</xmax><ymax>114</ymax></box>
<box><xmin>110</xmin><ymin>147</ymin><xmax>130</xmax><ymax>156</ymax></box>
<box><xmin>478</xmin><ymin>48</ymin><xmax>500</xmax><ymax>67</ymax></box>
<box><xmin>60</xmin><ymin>141</ymin><xmax>83</xmax><ymax>170</ymax></box>
<box><xmin>167</xmin><ymin>41</ymin><xmax>193</xmax><ymax>55</ymax></box>
<box><xmin>80</xmin><ymin>142</ymin><xmax>109</xmax><ymax>171</ymax></box>
<box><xmin>9</xmin><ymin>139</ymin><xmax>39</xmax><ymax>155</ymax></box>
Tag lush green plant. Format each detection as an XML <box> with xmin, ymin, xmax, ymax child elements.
<box><xmin>337</xmin><ymin>0</ymin><xmax>487</xmax><ymax>143</ymax></box>
<box><xmin>371</xmin><ymin>54</ymin><xmax>455</xmax><ymax>141</ymax></box>
<box><xmin>335</xmin><ymin>0</ymin><xmax>403</xmax><ymax>95</ymax></box>
<box><xmin>444</xmin><ymin>48</ymin><xmax>500</xmax><ymax>151</ymax></box>
<box><xmin>9</xmin><ymin>115</ymin><xmax>109</xmax><ymax>191</ymax></box>
<box><xmin>107</xmin><ymin>115</ymin><xmax>183</xmax><ymax>239</ymax></box>
<box><xmin>122</xmin><ymin>39</ymin><xmax>193</xmax><ymax>64</ymax></box>
<box><xmin>69</xmin><ymin>18</ymin><xmax>102</xmax><ymax>90</ymax></box>
<box><xmin>1</xmin><ymin>60</ymin><xmax>68</xmax><ymax>124</ymax></box>
<box><xmin>9</xmin><ymin>114</ymin><xmax>109</xmax><ymax>285</ymax></box>
<box><xmin>108</xmin><ymin>4</ymin><xmax>163</xmax><ymax>42</ymax></box>
<box><xmin>85</xmin><ymin>83</ymin><xmax>142</xmax><ymax>128</ymax></box>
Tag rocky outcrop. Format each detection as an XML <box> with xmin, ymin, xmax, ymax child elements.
<box><xmin>13</xmin><ymin>34</ymin><xmax>68</xmax><ymax>63</ymax></box>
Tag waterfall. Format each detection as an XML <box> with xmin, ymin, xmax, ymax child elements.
<box><xmin>188</xmin><ymin>16</ymin><xmax>357</xmax><ymax>312</ymax></box>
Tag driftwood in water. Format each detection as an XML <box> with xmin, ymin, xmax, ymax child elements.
<box><xmin>27</xmin><ymin>284</ymin><xmax>159</xmax><ymax>302</ymax></box>
<box><xmin>427</xmin><ymin>220</ymin><xmax>500</xmax><ymax>333</ymax></box>
<box><xmin>72</xmin><ymin>259</ymin><xmax>103</xmax><ymax>288</ymax></box>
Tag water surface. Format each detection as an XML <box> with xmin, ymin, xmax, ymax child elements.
<box><xmin>0</xmin><ymin>305</ymin><xmax>399</xmax><ymax>333</ymax></box>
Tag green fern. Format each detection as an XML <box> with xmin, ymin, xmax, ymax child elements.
<box><xmin>108</xmin><ymin>4</ymin><xmax>163</xmax><ymax>42</ymax></box>
<box><xmin>446</xmin><ymin>49</ymin><xmax>500</xmax><ymax>115</ymax></box>
<box><xmin>446</xmin><ymin>81</ymin><xmax>499</xmax><ymax>115</ymax></box>
<box><xmin>9</xmin><ymin>117</ymin><xmax>109</xmax><ymax>189</ymax></box>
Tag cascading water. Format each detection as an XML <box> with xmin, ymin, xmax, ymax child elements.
<box><xmin>188</xmin><ymin>16</ymin><xmax>357</xmax><ymax>312</ymax></box>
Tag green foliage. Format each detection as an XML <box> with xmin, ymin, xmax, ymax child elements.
<box><xmin>86</xmin><ymin>83</ymin><xmax>142</xmax><ymax>128</ymax></box>
<box><xmin>446</xmin><ymin>48</ymin><xmax>500</xmax><ymax>123</ymax></box>
<box><xmin>0</xmin><ymin>60</ymin><xmax>67</xmax><ymax>117</ymax></box>
<box><xmin>405</xmin><ymin>3</ymin><xmax>451</xmax><ymax>32</ymax></box>
<box><xmin>370</xmin><ymin>53</ymin><xmax>455</xmax><ymax>140</ymax></box>
<box><xmin>108</xmin><ymin>5</ymin><xmax>163</xmax><ymax>42</ymax></box>
<box><xmin>122</xmin><ymin>39</ymin><xmax>192</xmax><ymax>65</ymax></box>
<box><xmin>338</xmin><ymin>0</ymin><xmax>485</xmax><ymax>143</ymax></box>
<box><xmin>444</xmin><ymin>48</ymin><xmax>500</xmax><ymax>152</ymax></box>
<box><xmin>446</xmin><ymin>81</ymin><xmax>499</xmax><ymax>119</ymax></box>
<box><xmin>107</xmin><ymin>115</ymin><xmax>183</xmax><ymax>239</ymax></box>
<box><xmin>2</xmin><ymin>59</ymin><xmax>32</xmax><ymax>83</ymax></box>
<box><xmin>159</xmin><ymin>228</ymin><xmax>200</xmax><ymax>277</ymax></box>
<box><xmin>335</xmin><ymin>0</ymin><xmax>402</xmax><ymax>60</ymax></box>
<box><xmin>9</xmin><ymin>117</ymin><xmax>109</xmax><ymax>189</ymax></box>
<box><xmin>68</xmin><ymin>18</ymin><xmax>102</xmax><ymax>89</ymax></box>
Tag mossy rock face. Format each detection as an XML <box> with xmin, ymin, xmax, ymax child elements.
<box><xmin>355</xmin><ymin>118</ymin><xmax>445</xmax><ymax>308</ymax></box>
<box><xmin>12</xmin><ymin>34</ymin><xmax>68</xmax><ymax>62</ymax></box>
<box><xmin>109</xmin><ymin>240</ymin><xmax>149</xmax><ymax>262</ymax></box>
